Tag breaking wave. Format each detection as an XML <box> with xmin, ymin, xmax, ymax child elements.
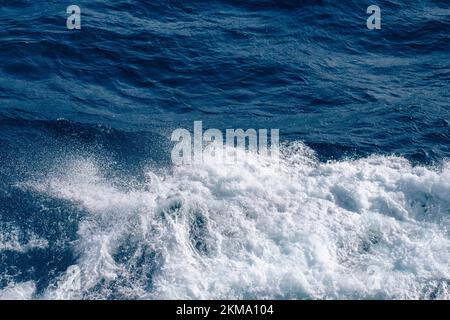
<box><xmin>15</xmin><ymin>142</ymin><xmax>450</xmax><ymax>299</ymax></box>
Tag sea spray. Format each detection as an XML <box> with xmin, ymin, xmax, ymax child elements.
<box><xmin>15</xmin><ymin>142</ymin><xmax>450</xmax><ymax>299</ymax></box>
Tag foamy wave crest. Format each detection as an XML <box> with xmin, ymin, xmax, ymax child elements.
<box><xmin>25</xmin><ymin>142</ymin><xmax>450</xmax><ymax>299</ymax></box>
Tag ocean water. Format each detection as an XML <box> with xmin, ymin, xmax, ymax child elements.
<box><xmin>0</xmin><ymin>0</ymin><xmax>449</xmax><ymax>299</ymax></box>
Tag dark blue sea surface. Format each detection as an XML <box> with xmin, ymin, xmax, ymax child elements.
<box><xmin>0</xmin><ymin>1</ymin><xmax>449</xmax><ymax>299</ymax></box>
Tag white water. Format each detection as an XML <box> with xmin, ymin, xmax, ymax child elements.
<box><xmin>0</xmin><ymin>225</ymin><xmax>48</xmax><ymax>253</ymax></box>
<box><xmin>23</xmin><ymin>142</ymin><xmax>450</xmax><ymax>299</ymax></box>
<box><xmin>0</xmin><ymin>281</ymin><xmax>36</xmax><ymax>300</ymax></box>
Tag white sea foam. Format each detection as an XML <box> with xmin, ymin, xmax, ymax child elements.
<box><xmin>25</xmin><ymin>142</ymin><xmax>450</xmax><ymax>299</ymax></box>
<box><xmin>0</xmin><ymin>281</ymin><xmax>36</xmax><ymax>300</ymax></box>
<box><xmin>0</xmin><ymin>225</ymin><xmax>48</xmax><ymax>253</ymax></box>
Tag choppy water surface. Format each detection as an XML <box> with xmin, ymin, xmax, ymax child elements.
<box><xmin>0</xmin><ymin>1</ymin><xmax>449</xmax><ymax>299</ymax></box>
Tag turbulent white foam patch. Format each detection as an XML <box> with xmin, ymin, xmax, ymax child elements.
<box><xmin>0</xmin><ymin>281</ymin><xmax>36</xmax><ymax>300</ymax></box>
<box><xmin>0</xmin><ymin>225</ymin><xmax>48</xmax><ymax>253</ymax></box>
<box><xmin>25</xmin><ymin>143</ymin><xmax>450</xmax><ymax>299</ymax></box>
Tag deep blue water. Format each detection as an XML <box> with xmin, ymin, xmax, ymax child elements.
<box><xmin>0</xmin><ymin>1</ymin><xmax>449</xmax><ymax>299</ymax></box>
